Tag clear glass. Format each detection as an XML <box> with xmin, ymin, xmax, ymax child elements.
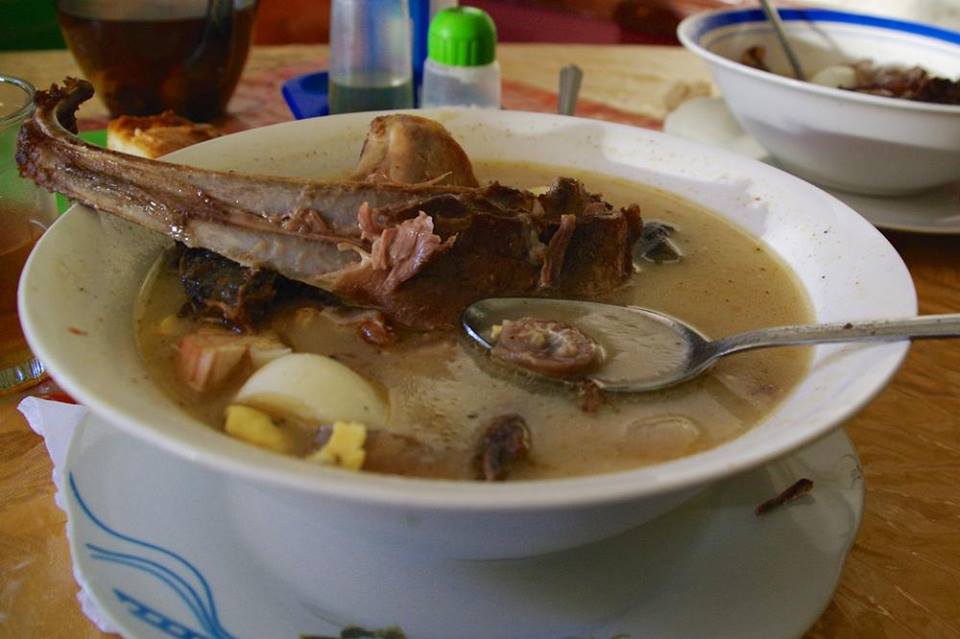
<box><xmin>329</xmin><ymin>0</ymin><xmax>414</xmax><ymax>114</ymax></box>
<box><xmin>0</xmin><ymin>77</ymin><xmax>58</xmax><ymax>394</ymax></box>
<box><xmin>55</xmin><ymin>0</ymin><xmax>258</xmax><ymax>121</ymax></box>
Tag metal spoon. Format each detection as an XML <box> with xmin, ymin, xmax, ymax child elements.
<box><xmin>759</xmin><ymin>0</ymin><xmax>806</xmax><ymax>81</ymax></box>
<box><xmin>461</xmin><ymin>297</ymin><xmax>960</xmax><ymax>393</ymax></box>
<box><xmin>557</xmin><ymin>64</ymin><xmax>583</xmax><ymax>116</ymax></box>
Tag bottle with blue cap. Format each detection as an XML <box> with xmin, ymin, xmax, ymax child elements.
<box><xmin>421</xmin><ymin>7</ymin><xmax>501</xmax><ymax>108</ymax></box>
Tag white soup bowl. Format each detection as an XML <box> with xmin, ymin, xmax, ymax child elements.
<box><xmin>679</xmin><ymin>7</ymin><xmax>960</xmax><ymax>195</ymax></box>
<box><xmin>20</xmin><ymin>109</ymin><xmax>913</xmax><ymax>567</ymax></box>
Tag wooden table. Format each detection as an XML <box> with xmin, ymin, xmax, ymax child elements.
<box><xmin>1</xmin><ymin>44</ymin><xmax>958</xmax><ymax>639</ymax></box>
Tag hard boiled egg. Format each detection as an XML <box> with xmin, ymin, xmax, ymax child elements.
<box><xmin>234</xmin><ymin>353</ymin><xmax>388</xmax><ymax>426</ymax></box>
<box><xmin>224</xmin><ymin>404</ymin><xmax>295</xmax><ymax>453</ymax></box>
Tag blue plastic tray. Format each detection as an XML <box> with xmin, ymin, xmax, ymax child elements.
<box><xmin>281</xmin><ymin>71</ymin><xmax>330</xmax><ymax>120</ymax></box>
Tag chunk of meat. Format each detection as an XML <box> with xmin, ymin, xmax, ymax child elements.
<box><xmin>333</xmin><ymin>184</ymin><xmax>642</xmax><ymax>329</ymax></box>
<box><xmin>176</xmin><ymin>329</ymin><xmax>291</xmax><ymax>392</ymax></box>
<box><xmin>351</xmin><ymin>114</ymin><xmax>480</xmax><ymax>187</ymax></box>
<box><xmin>178</xmin><ymin>247</ymin><xmax>280</xmax><ymax>330</ymax></box>
<box><xmin>849</xmin><ymin>62</ymin><xmax>960</xmax><ymax>104</ymax></box>
<box><xmin>491</xmin><ymin>317</ymin><xmax>601</xmax><ymax>377</ymax></box>
<box><xmin>635</xmin><ymin>220</ymin><xmax>682</xmax><ymax>264</ymax></box>
<box><xmin>474</xmin><ymin>414</ymin><xmax>532</xmax><ymax>481</ymax></box>
<box><xmin>177</xmin><ymin>246</ymin><xmax>334</xmax><ymax>331</ymax></box>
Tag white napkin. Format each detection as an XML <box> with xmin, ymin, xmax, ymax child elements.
<box><xmin>18</xmin><ymin>397</ymin><xmax>120</xmax><ymax>635</ymax></box>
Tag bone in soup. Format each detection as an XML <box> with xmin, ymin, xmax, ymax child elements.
<box><xmin>136</xmin><ymin>162</ymin><xmax>813</xmax><ymax>481</ymax></box>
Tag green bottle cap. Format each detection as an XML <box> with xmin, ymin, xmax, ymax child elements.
<box><xmin>428</xmin><ymin>7</ymin><xmax>497</xmax><ymax>67</ymax></box>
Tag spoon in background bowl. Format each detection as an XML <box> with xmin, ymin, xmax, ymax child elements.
<box><xmin>759</xmin><ymin>0</ymin><xmax>806</xmax><ymax>80</ymax></box>
<box><xmin>461</xmin><ymin>297</ymin><xmax>960</xmax><ymax>392</ymax></box>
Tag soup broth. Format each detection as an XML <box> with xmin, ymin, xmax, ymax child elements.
<box><xmin>136</xmin><ymin>162</ymin><xmax>813</xmax><ymax>480</ymax></box>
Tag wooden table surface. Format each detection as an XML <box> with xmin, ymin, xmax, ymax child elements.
<box><xmin>1</xmin><ymin>44</ymin><xmax>958</xmax><ymax>639</ymax></box>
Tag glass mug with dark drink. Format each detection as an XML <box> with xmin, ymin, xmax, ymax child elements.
<box><xmin>56</xmin><ymin>0</ymin><xmax>257</xmax><ymax>121</ymax></box>
<box><xmin>0</xmin><ymin>77</ymin><xmax>58</xmax><ymax>394</ymax></box>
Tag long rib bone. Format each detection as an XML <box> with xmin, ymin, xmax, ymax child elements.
<box><xmin>16</xmin><ymin>79</ymin><xmax>486</xmax><ymax>288</ymax></box>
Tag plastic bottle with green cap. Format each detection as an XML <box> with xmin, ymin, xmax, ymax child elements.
<box><xmin>421</xmin><ymin>7</ymin><xmax>501</xmax><ymax>108</ymax></box>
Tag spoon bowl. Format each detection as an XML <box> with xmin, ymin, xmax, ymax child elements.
<box><xmin>461</xmin><ymin>297</ymin><xmax>713</xmax><ymax>392</ymax></box>
<box><xmin>462</xmin><ymin>297</ymin><xmax>960</xmax><ymax>393</ymax></box>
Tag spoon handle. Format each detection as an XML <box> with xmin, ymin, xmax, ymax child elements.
<box><xmin>759</xmin><ymin>0</ymin><xmax>806</xmax><ymax>81</ymax></box>
<box><xmin>558</xmin><ymin>64</ymin><xmax>583</xmax><ymax>116</ymax></box>
<box><xmin>713</xmin><ymin>314</ymin><xmax>960</xmax><ymax>357</ymax></box>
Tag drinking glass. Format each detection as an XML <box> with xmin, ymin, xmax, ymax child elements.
<box><xmin>55</xmin><ymin>0</ymin><xmax>258</xmax><ymax>121</ymax></box>
<box><xmin>0</xmin><ymin>76</ymin><xmax>58</xmax><ymax>394</ymax></box>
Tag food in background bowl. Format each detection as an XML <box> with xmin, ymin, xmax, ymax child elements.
<box><xmin>18</xmin><ymin>83</ymin><xmax>913</xmax><ymax>560</ymax></box>
<box><xmin>741</xmin><ymin>45</ymin><xmax>960</xmax><ymax>105</ymax></box>
<box><xmin>678</xmin><ymin>8</ymin><xmax>960</xmax><ymax>195</ymax></box>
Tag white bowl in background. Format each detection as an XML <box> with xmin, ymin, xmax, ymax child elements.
<box><xmin>19</xmin><ymin>109</ymin><xmax>913</xmax><ymax>565</ymax></box>
<box><xmin>678</xmin><ymin>8</ymin><xmax>960</xmax><ymax>196</ymax></box>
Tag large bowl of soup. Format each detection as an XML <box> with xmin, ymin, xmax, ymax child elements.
<box><xmin>19</xmin><ymin>109</ymin><xmax>913</xmax><ymax>565</ymax></box>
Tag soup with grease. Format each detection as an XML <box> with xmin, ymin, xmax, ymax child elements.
<box><xmin>136</xmin><ymin>162</ymin><xmax>812</xmax><ymax>480</ymax></box>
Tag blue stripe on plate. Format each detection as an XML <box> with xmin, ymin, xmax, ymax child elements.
<box><xmin>694</xmin><ymin>8</ymin><xmax>960</xmax><ymax>46</ymax></box>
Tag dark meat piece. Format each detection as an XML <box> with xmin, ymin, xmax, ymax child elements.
<box><xmin>850</xmin><ymin>62</ymin><xmax>960</xmax><ymax>105</ymax></box>
<box><xmin>474</xmin><ymin>414</ymin><xmax>532</xmax><ymax>481</ymax></box>
<box><xmin>178</xmin><ymin>247</ymin><xmax>279</xmax><ymax>330</ymax></box>
<box><xmin>741</xmin><ymin>48</ymin><xmax>960</xmax><ymax>105</ymax></box>
<box><xmin>333</xmin><ymin>183</ymin><xmax>642</xmax><ymax>329</ymax></box>
<box><xmin>755</xmin><ymin>478</ymin><xmax>814</xmax><ymax>516</ymax></box>
<box><xmin>915</xmin><ymin>76</ymin><xmax>960</xmax><ymax>104</ymax></box>
<box><xmin>351</xmin><ymin>114</ymin><xmax>479</xmax><ymax>187</ymax></box>
<box><xmin>636</xmin><ymin>220</ymin><xmax>682</xmax><ymax>264</ymax></box>
<box><xmin>555</xmin><ymin>203</ymin><xmax>643</xmax><ymax>298</ymax></box>
<box><xmin>491</xmin><ymin>317</ymin><xmax>601</xmax><ymax>377</ymax></box>
<box><xmin>740</xmin><ymin>46</ymin><xmax>771</xmax><ymax>72</ymax></box>
<box><xmin>177</xmin><ymin>245</ymin><xmax>331</xmax><ymax>331</ymax></box>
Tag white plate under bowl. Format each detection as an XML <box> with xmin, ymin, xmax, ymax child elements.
<box><xmin>664</xmin><ymin>96</ymin><xmax>960</xmax><ymax>235</ymax></box>
<box><xmin>20</xmin><ymin>108</ymin><xmax>913</xmax><ymax>561</ymax></box>
<box><xmin>67</xmin><ymin>411</ymin><xmax>863</xmax><ymax>639</ymax></box>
